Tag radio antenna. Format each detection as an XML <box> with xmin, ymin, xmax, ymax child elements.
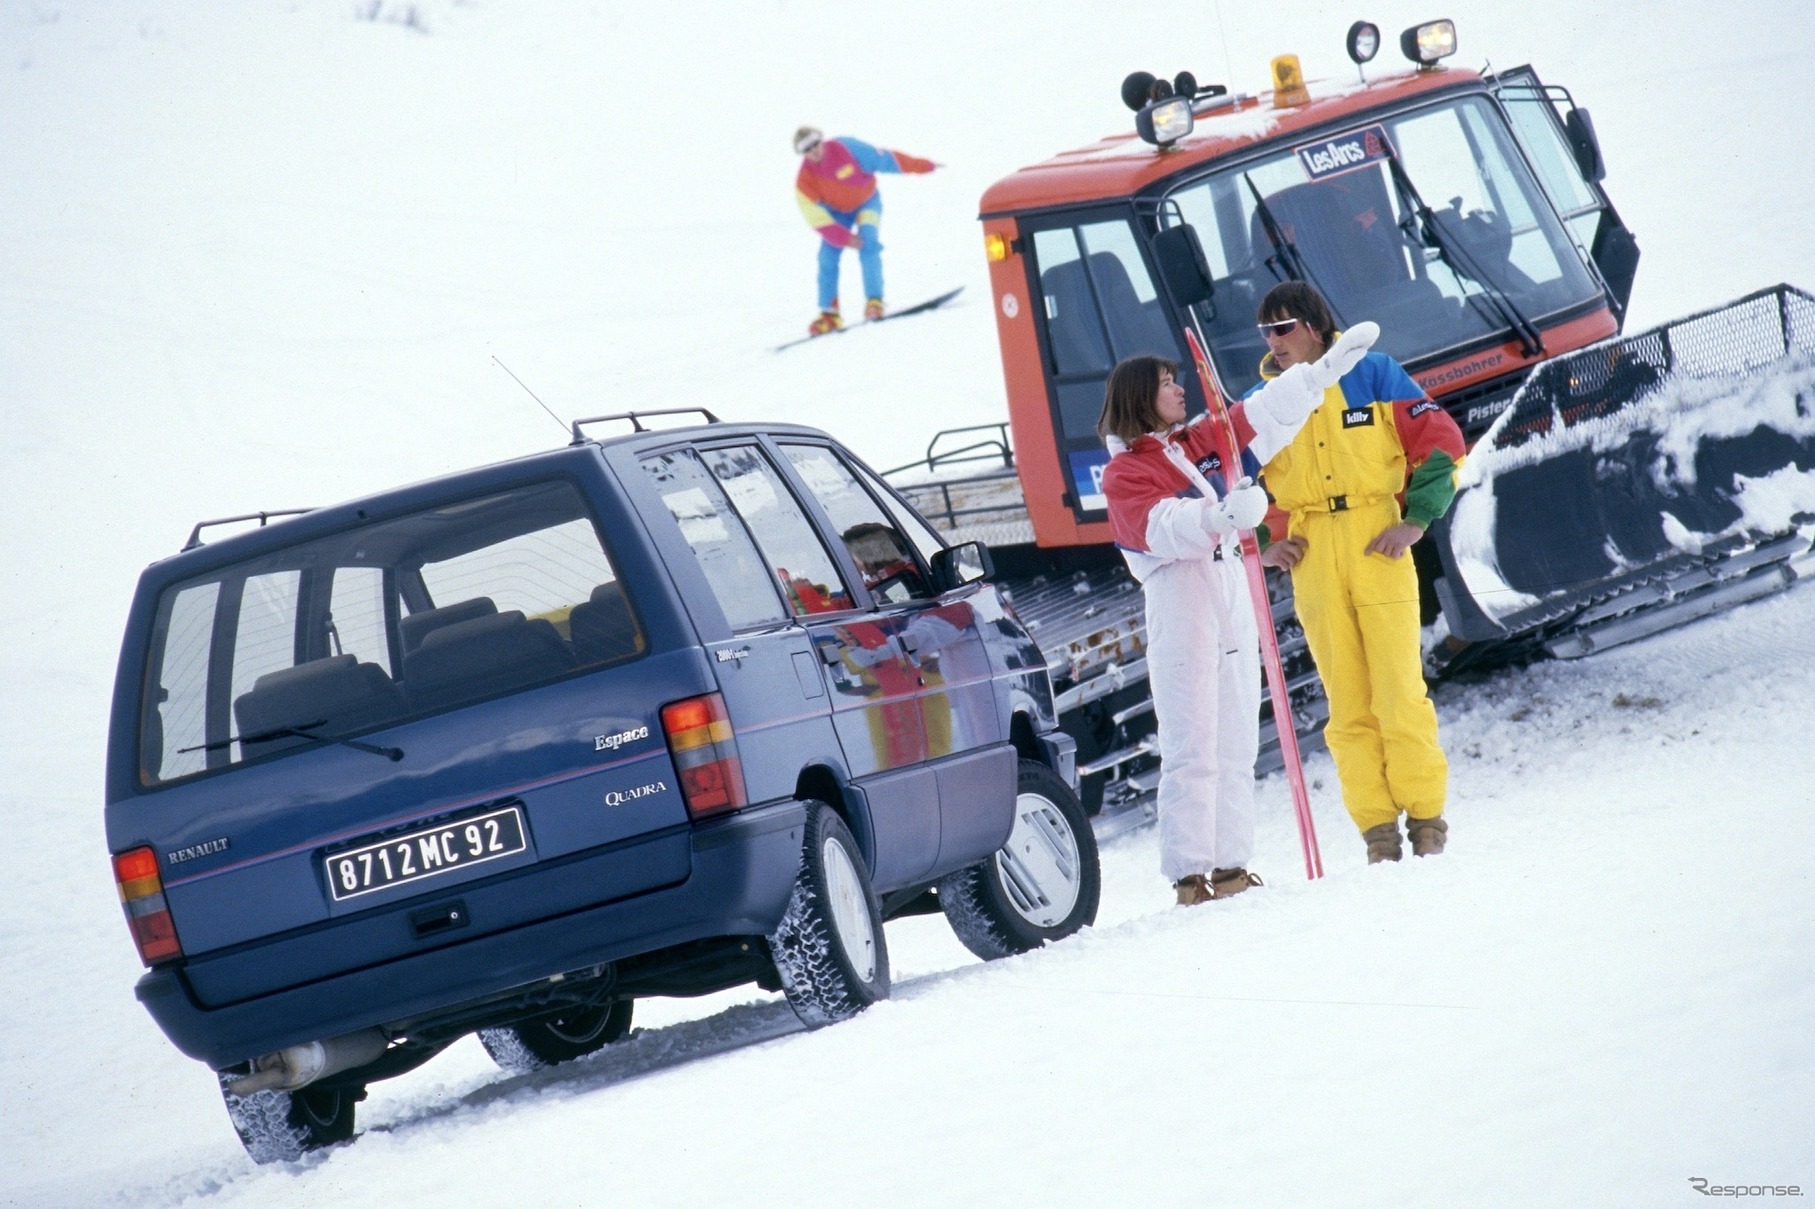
<box><xmin>492</xmin><ymin>356</ymin><xmax>570</xmax><ymax>434</ymax></box>
<box><xmin>1213</xmin><ymin>0</ymin><xmax>1235</xmax><ymax>97</ymax></box>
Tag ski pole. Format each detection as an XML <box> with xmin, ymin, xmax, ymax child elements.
<box><xmin>1183</xmin><ymin>327</ymin><xmax>1324</xmax><ymax>880</ymax></box>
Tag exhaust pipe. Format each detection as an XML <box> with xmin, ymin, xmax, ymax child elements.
<box><xmin>222</xmin><ymin>1028</ymin><xmax>390</xmax><ymax>1097</ymax></box>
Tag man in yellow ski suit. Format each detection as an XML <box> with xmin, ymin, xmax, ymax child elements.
<box><xmin>1248</xmin><ymin>283</ymin><xmax>1466</xmax><ymax>862</ymax></box>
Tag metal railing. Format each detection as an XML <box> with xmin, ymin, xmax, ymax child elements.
<box><xmin>882</xmin><ymin>422</ymin><xmax>1025</xmax><ymax>533</ymax></box>
<box><xmin>1491</xmin><ymin>283</ymin><xmax>1815</xmax><ymax>451</ymax></box>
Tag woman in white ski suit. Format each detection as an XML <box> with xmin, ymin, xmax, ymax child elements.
<box><xmin>1097</xmin><ymin>331</ymin><xmax>1375</xmax><ymax>903</ymax></box>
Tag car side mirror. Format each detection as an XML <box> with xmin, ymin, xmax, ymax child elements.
<box><xmin>1565</xmin><ymin>107</ymin><xmax>1605</xmax><ymax>183</ymax></box>
<box><xmin>1151</xmin><ymin>223</ymin><xmax>1214</xmax><ymax>308</ymax></box>
<box><xmin>931</xmin><ymin>541</ymin><xmax>994</xmax><ymax>591</ymax></box>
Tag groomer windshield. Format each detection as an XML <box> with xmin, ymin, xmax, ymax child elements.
<box><xmin>1163</xmin><ymin>93</ymin><xmax>1601</xmax><ymax>396</ymax></box>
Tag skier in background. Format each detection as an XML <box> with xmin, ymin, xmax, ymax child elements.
<box><xmin>793</xmin><ymin>126</ymin><xmax>936</xmax><ymax>337</ymax></box>
<box><xmin>1251</xmin><ymin>281</ymin><xmax>1465</xmax><ymax>865</ymax></box>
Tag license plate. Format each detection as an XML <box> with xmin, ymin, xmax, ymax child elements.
<box><xmin>324</xmin><ymin>806</ymin><xmax>527</xmax><ymax>902</ymax></box>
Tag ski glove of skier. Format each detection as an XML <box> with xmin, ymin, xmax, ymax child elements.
<box><xmin>1306</xmin><ymin>321</ymin><xmax>1380</xmax><ymax>388</ymax></box>
<box><xmin>1202</xmin><ymin>479</ymin><xmax>1270</xmax><ymax>536</ymax></box>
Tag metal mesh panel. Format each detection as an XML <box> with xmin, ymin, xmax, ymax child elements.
<box><xmin>1491</xmin><ymin>284</ymin><xmax>1815</xmax><ymax>450</ymax></box>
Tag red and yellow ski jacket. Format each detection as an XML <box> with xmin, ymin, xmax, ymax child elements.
<box><xmin>796</xmin><ymin>136</ymin><xmax>935</xmax><ymax>248</ymax></box>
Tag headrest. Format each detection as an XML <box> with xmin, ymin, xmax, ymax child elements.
<box><xmin>400</xmin><ymin>596</ymin><xmax>497</xmax><ymax>652</ymax></box>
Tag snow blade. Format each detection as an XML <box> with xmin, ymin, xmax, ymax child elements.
<box><xmin>772</xmin><ymin>287</ymin><xmax>963</xmax><ymax>352</ymax></box>
<box><xmin>1431</xmin><ymin>283</ymin><xmax>1815</xmax><ymax>654</ymax></box>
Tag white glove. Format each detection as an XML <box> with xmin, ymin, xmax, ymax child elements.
<box><xmin>1307</xmin><ymin>320</ymin><xmax>1379</xmax><ymax>388</ymax></box>
<box><xmin>1202</xmin><ymin>479</ymin><xmax>1270</xmax><ymax>536</ymax></box>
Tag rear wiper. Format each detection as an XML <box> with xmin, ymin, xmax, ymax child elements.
<box><xmin>1384</xmin><ymin>154</ymin><xmax>1545</xmax><ymax>357</ymax></box>
<box><xmin>181</xmin><ymin>719</ymin><xmax>404</xmax><ymax>762</ymax></box>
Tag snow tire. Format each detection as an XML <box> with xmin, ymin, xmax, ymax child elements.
<box><xmin>939</xmin><ymin>759</ymin><xmax>1100</xmax><ymax>960</ymax></box>
<box><xmin>766</xmin><ymin>802</ymin><xmax>889</xmax><ymax>1028</ymax></box>
<box><xmin>219</xmin><ymin>1075</ymin><xmax>357</xmax><ymax>1164</ymax></box>
<box><xmin>478</xmin><ymin>999</ymin><xmax>634</xmax><ymax>1073</ymax></box>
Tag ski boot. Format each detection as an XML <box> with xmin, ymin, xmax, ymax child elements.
<box><xmin>1406</xmin><ymin>814</ymin><xmax>1448</xmax><ymax>857</ymax></box>
<box><xmin>1209</xmin><ymin>867</ymin><xmax>1263</xmax><ymax>899</ymax></box>
<box><xmin>864</xmin><ymin>297</ymin><xmax>885</xmax><ymax>322</ymax></box>
<box><xmin>1363</xmin><ymin>821</ymin><xmax>1403</xmax><ymax>863</ymax></box>
<box><xmin>1172</xmin><ymin>874</ymin><xmax>1214</xmax><ymax>906</ymax></box>
<box><xmin>808</xmin><ymin>308</ymin><xmax>843</xmax><ymax>337</ymax></box>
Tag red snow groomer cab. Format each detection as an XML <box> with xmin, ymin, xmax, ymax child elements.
<box><xmin>890</xmin><ymin>20</ymin><xmax>1815</xmax><ymax>823</ymax></box>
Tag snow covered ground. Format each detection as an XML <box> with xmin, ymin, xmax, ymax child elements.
<box><xmin>3</xmin><ymin>2</ymin><xmax>1813</xmax><ymax>1206</ymax></box>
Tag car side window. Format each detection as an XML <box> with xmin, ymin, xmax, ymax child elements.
<box><xmin>782</xmin><ymin>444</ymin><xmax>933</xmax><ymax>605</ymax></box>
<box><xmin>699</xmin><ymin>445</ymin><xmax>853</xmax><ymax>617</ymax></box>
<box><xmin>853</xmin><ymin>462</ymin><xmax>947</xmax><ymax>567</ymax></box>
<box><xmin>641</xmin><ymin>449</ymin><xmax>788</xmax><ymax>630</ymax></box>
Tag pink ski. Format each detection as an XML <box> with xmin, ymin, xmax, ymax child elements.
<box><xmin>1184</xmin><ymin>328</ymin><xmax>1325</xmax><ymax>880</ymax></box>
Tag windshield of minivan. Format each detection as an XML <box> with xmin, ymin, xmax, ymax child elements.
<box><xmin>1163</xmin><ymin>93</ymin><xmax>1600</xmax><ymax>395</ymax></box>
<box><xmin>138</xmin><ymin>479</ymin><xmax>641</xmax><ymax>786</ymax></box>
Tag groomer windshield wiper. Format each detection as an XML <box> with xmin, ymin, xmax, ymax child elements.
<box><xmin>1243</xmin><ymin>174</ymin><xmax>1350</xmax><ymax>324</ymax></box>
<box><xmin>181</xmin><ymin>719</ymin><xmax>404</xmax><ymax>762</ymax></box>
<box><xmin>1243</xmin><ymin>173</ymin><xmax>1312</xmax><ymax>285</ymax></box>
<box><xmin>1384</xmin><ymin>154</ymin><xmax>1545</xmax><ymax>356</ymax></box>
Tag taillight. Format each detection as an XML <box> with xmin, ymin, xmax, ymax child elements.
<box><xmin>660</xmin><ymin>692</ymin><xmax>747</xmax><ymax>818</ymax></box>
<box><xmin>113</xmin><ymin>846</ymin><xmax>183</xmax><ymax>965</ymax></box>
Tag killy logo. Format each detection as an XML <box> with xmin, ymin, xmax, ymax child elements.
<box><xmin>1342</xmin><ymin>407</ymin><xmax>1376</xmax><ymax>428</ymax></box>
<box><xmin>1295</xmin><ymin>124</ymin><xmax>1394</xmax><ymax>181</ymax></box>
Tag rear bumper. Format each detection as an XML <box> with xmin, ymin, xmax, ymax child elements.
<box><xmin>137</xmin><ymin>799</ymin><xmax>805</xmax><ymax>1070</ymax></box>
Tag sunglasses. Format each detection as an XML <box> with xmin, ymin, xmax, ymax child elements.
<box><xmin>1257</xmin><ymin>318</ymin><xmax>1302</xmax><ymax>337</ymax></box>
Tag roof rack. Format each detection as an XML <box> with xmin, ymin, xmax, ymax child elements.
<box><xmin>183</xmin><ymin>509</ymin><xmax>314</xmax><ymax>552</ymax></box>
<box><xmin>569</xmin><ymin>408</ymin><xmax>721</xmax><ymax>444</ymax></box>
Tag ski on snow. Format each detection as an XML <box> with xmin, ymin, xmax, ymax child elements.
<box><xmin>772</xmin><ymin>287</ymin><xmax>964</xmax><ymax>352</ymax></box>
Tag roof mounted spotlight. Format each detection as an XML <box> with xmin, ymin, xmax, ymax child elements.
<box><xmin>1347</xmin><ymin>21</ymin><xmax>1381</xmax><ymax>64</ymax></box>
<box><xmin>1123</xmin><ymin>71</ymin><xmax>1195</xmax><ymax>148</ymax></box>
<box><xmin>1400</xmin><ymin>19</ymin><xmax>1457</xmax><ymax>69</ymax></box>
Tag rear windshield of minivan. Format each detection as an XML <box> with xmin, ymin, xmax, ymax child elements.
<box><xmin>137</xmin><ymin>479</ymin><xmax>642</xmax><ymax>786</ymax></box>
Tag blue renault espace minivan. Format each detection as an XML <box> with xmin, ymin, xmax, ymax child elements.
<box><xmin>105</xmin><ymin>411</ymin><xmax>1099</xmax><ymax>1162</ymax></box>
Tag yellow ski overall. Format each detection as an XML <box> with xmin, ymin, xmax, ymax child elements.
<box><xmin>1255</xmin><ymin>351</ymin><xmax>1462</xmax><ymax>832</ymax></box>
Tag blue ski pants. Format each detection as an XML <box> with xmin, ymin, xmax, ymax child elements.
<box><xmin>817</xmin><ymin>196</ymin><xmax>884</xmax><ymax>310</ymax></box>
